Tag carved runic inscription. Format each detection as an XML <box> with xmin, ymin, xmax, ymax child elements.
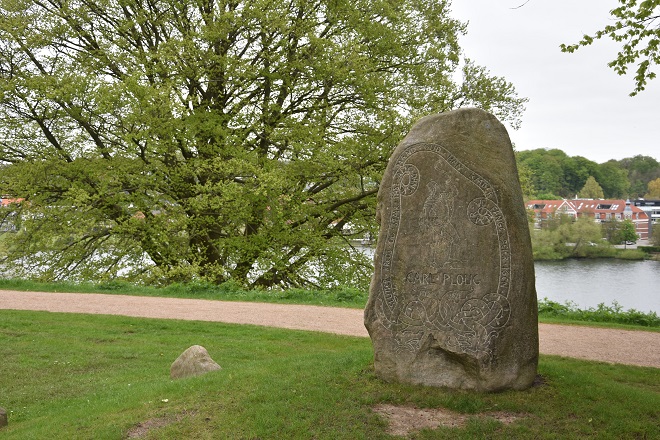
<box><xmin>376</xmin><ymin>142</ymin><xmax>511</xmax><ymax>358</ymax></box>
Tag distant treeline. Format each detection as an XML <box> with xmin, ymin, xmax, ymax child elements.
<box><xmin>515</xmin><ymin>149</ymin><xmax>660</xmax><ymax>200</ymax></box>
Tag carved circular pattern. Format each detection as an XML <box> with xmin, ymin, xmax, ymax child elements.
<box><xmin>399</xmin><ymin>164</ymin><xmax>420</xmax><ymax>196</ymax></box>
<box><xmin>481</xmin><ymin>293</ymin><xmax>511</xmax><ymax>329</ymax></box>
<box><xmin>467</xmin><ymin>197</ymin><xmax>496</xmax><ymax>226</ymax></box>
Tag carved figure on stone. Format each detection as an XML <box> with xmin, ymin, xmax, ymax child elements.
<box><xmin>420</xmin><ymin>178</ymin><xmax>460</xmax><ymax>265</ymax></box>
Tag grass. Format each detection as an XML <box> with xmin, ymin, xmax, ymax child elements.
<box><xmin>1</xmin><ymin>310</ymin><xmax>658</xmax><ymax>439</ymax></box>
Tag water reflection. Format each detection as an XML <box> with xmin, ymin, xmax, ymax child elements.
<box><xmin>534</xmin><ymin>259</ymin><xmax>660</xmax><ymax>313</ymax></box>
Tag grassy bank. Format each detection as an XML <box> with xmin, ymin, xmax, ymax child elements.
<box><xmin>532</xmin><ymin>246</ymin><xmax>648</xmax><ymax>261</ymax></box>
<box><xmin>1</xmin><ymin>278</ymin><xmax>658</xmax><ymax>329</ymax></box>
<box><xmin>1</xmin><ymin>310</ymin><xmax>658</xmax><ymax>439</ymax></box>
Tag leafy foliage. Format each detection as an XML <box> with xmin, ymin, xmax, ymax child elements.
<box><xmin>620</xmin><ymin>219</ymin><xmax>639</xmax><ymax>245</ymax></box>
<box><xmin>578</xmin><ymin>175</ymin><xmax>604</xmax><ymax>199</ymax></box>
<box><xmin>653</xmin><ymin>227</ymin><xmax>660</xmax><ymax>246</ymax></box>
<box><xmin>517</xmin><ymin>161</ymin><xmax>536</xmax><ymax>200</ymax></box>
<box><xmin>516</xmin><ymin>149</ymin><xmax>644</xmax><ymax>199</ymax></box>
<box><xmin>645</xmin><ymin>177</ymin><xmax>660</xmax><ymax>198</ymax></box>
<box><xmin>598</xmin><ymin>160</ymin><xmax>631</xmax><ymax>198</ymax></box>
<box><xmin>617</xmin><ymin>155</ymin><xmax>660</xmax><ymax>197</ymax></box>
<box><xmin>0</xmin><ymin>0</ymin><xmax>526</xmax><ymax>288</ymax></box>
<box><xmin>538</xmin><ymin>297</ymin><xmax>660</xmax><ymax>327</ymax></box>
<box><xmin>561</xmin><ymin>0</ymin><xmax>660</xmax><ymax>96</ymax></box>
<box><xmin>530</xmin><ymin>215</ymin><xmax>612</xmax><ymax>260</ymax></box>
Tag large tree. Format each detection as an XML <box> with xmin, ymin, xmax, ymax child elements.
<box><xmin>618</xmin><ymin>155</ymin><xmax>660</xmax><ymax>197</ymax></box>
<box><xmin>515</xmin><ymin>148</ymin><xmax>567</xmax><ymax>197</ymax></box>
<box><xmin>620</xmin><ymin>219</ymin><xmax>638</xmax><ymax>247</ymax></box>
<box><xmin>515</xmin><ymin>149</ymin><xmax>603</xmax><ymax>198</ymax></box>
<box><xmin>598</xmin><ymin>160</ymin><xmax>631</xmax><ymax>198</ymax></box>
<box><xmin>561</xmin><ymin>0</ymin><xmax>660</xmax><ymax>96</ymax></box>
<box><xmin>578</xmin><ymin>176</ymin><xmax>605</xmax><ymax>199</ymax></box>
<box><xmin>645</xmin><ymin>177</ymin><xmax>660</xmax><ymax>198</ymax></box>
<box><xmin>0</xmin><ymin>0</ymin><xmax>526</xmax><ymax>288</ymax></box>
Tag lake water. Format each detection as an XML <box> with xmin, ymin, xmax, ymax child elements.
<box><xmin>534</xmin><ymin>259</ymin><xmax>660</xmax><ymax>313</ymax></box>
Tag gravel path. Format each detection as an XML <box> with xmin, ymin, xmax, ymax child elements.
<box><xmin>1</xmin><ymin>290</ymin><xmax>658</xmax><ymax>368</ymax></box>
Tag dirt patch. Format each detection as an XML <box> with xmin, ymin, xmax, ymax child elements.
<box><xmin>372</xmin><ymin>404</ymin><xmax>521</xmax><ymax>437</ymax></box>
<box><xmin>126</xmin><ymin>411</ymin><xmax>196</xmax><ymax>438</ymax></box>
<box><xmin>126</xmin><ymin>416</ymin><xmax>172</xmax><ymax>439</ymax></box>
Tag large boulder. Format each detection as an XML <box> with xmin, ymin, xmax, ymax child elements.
<box><xmin>170</xmin><ymin>345</ymin><xmax>221</xmax><ymax>379</ymax></box>
<box><xmin>364</xmin><ymin>108</ymin><xmax>538</xmax><ymax>391</ymax></box>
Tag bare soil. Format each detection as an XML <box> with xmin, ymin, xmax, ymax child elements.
<box><xmin>372</xmin><ymin>404</ymin><xmax>522</xmax><ymax>436</ymax></box>
<box><xmin>1</xmin><ymin>290</ymin><xmax>659</xmax><ymax>368</ymax></box>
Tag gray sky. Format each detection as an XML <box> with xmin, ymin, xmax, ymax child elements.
<box><xmin>450</xmin><ymin>0</ymin><xmax>659</xmax><ymax>164</ymax></box>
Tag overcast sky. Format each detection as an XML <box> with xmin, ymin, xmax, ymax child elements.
<box><xmin>450</xmin><ymin>0</ymin><xmax>659</xmax><ymax>164</ymax></box>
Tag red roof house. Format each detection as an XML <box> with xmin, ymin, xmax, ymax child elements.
<box><xmin>526</xmin><ymin>198</ymin><xmax>649</xmax><ymax>240</ymax></box>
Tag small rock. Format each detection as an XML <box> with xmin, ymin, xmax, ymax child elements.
<box><xmin>0</xmin><ymin>407</ymin><xmax>7</xmax><ymax>428</ymax></box>
<box><xmin>170</xmin><ymin>345</ymin><xmax>221</xmax><ymax>379</ymax></box>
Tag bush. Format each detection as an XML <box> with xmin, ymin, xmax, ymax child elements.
<box><xmin>533</xmin><ymin>246</ymin><xmax>567</xmax><ymax>260</ymax></box>
<box><xmin>333</xmin><ymin>288</ymin><xmax>368</xmax><ymax>303</ymax></box>
<box><xmin>97</xmin><ymin>280</ymin><xmax>134</xmax><ymax>291</ymax></box>
<box><xmin>537</xmin><ymin>298</ymin><xmax>660</xmax><ymax>327</ymax></box>
<box><xmin>579</xmin><ymin>246</ymin><xmax>618</xmax><ymax>258</ymax></box>
<box><xmin>638</xmin><ymin>245</ymin><xmax>660</xmax><ymax>253</ymax></box>
<box><xmin>615</xmin><ymin>249</ymin><xmax>646</xmax><ymax>260</ymax></box>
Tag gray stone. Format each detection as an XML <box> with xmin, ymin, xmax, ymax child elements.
<box><xmin>364</xmin><ymin>108</ymin><xmax>538</xmax><ymax>391</ymax></box>
<box><xmin>0</xmin><ymin>407</ymin><xmax>7</xmax><ymax>428</ymax></box>
<box><xmin>170</xmin><ymin>345</ymin><xmax>221</xmax><ymax>379</ymax></box>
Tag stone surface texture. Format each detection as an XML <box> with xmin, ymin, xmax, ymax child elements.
<box><xmin>364</xmin><ymin>108</ymin><xmax>539</xmax><ymax>391</ymax></box>
<box><xmin>170</xmin><ymin>345</ymin><xmax>221</xmax><ymax>379</ymax></box>
<box><xmin>0</xmin><ymin>407</ymin><xmax>7</xmax><ymax>427</ymax></box>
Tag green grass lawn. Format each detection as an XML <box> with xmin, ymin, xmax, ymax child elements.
<box><xmin>1</xmin><ymin>310</ymin><xmax>658</xmax><ymax>439</ymax></box>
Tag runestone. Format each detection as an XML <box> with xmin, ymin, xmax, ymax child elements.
<box><xmin>364</xmin><ymin>108</ymin><xmax>538</xmax><ymax>391</ymax></box>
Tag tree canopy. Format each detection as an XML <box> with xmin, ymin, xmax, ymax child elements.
<box><xmin>620</xmin><ymin>219</ymin><xmax>638</xmax><ymax>245</ymax></box>
<box><xmin>578</xmin><ymin>176</ymin><xmax>604</xmax><ymax>199</ymax></box>
<box><xmin>514</xmin><ymin>149</ymin><xmax>660</xmax><ymax>200</ymax></box>
<box><xmin>619</xmin><ymin>155</ymin><xmax>660</xmax><ymax>196</ymax></box>
<box><xmin>561</xmin><ymin>0</ymin><xmax>660</xmax><ymax>96</ymax></box>
<box><xmin>516</xmin><ymin>149</ymin><xmax>601</xmax><ymax>199</ymax></box>
<box><xmin>0</xmin><ymin>0</ymin><xmax>527</xmax><ymax>288</ymax></box>
<box><xmin>645</xmin><ymin>177</ymin><xmax>660</xmax><ymax>198</ymax></box>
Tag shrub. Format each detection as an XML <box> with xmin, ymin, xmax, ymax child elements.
<box><xmin>638</xmin><ymin>245</ymin><xmax>660</xmax><ymax>254</ymax></box>
<box><xmin>615</xmin><ymin>249</ymin><xmax>646</xmax><ymax>260</ymax></box>
<box><xmin>97</xmin><ymin>280</ymin><xmax>134</xmax><ymax>291</ymax></box>
<box><xmin>537</xmin><ymin>298</ymin><xmax>660</xmax><ymax>327</ymax></box>
<box><xmin>333</xmin><ymin>288</ymin><xmax>368</xmax><ymax>303</ymax></box>
<box><xmin>581</xmin><ymin>246</ymin><xmax>618</xmax><ymax>258</ymax></box>
<box><xmin>533</xmin><ymin>246</ymin><xmax>567</xmax><ymax>260</ymax></box>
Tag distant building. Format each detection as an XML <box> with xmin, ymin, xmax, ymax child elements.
<box><xmin>633</xmin><ymin>199</ymin><xmax>660</xmax><ymax>224</ymax></box>
<box><xmin>0</xmin><ymin>197</ymin><xmax>23</xmax><ymax>207</ymax></box>
<box><xmin>526</xmin><ymin>198</ymin><xmax>650</xmax><ymax>240</ymax></box>
<box><xmin>0</xmin><ymin>197</ymin><xmax>24</xmax><ymax>232</ymax></box>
